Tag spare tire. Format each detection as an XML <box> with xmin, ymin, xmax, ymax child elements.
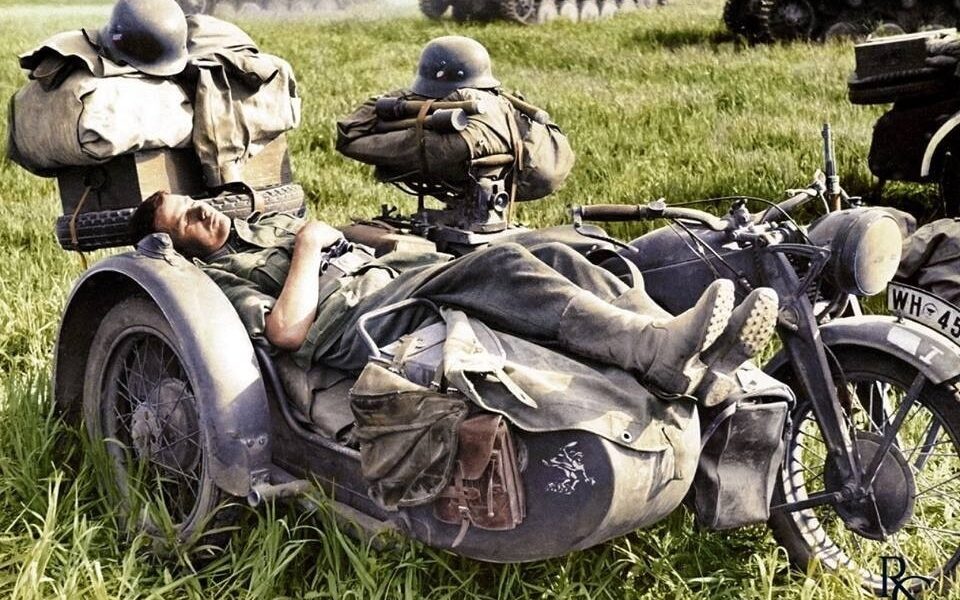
<box><xmin>57</xmin><ymin>183</ymin><xmax>306</xmax><ymax>251</ymax></box>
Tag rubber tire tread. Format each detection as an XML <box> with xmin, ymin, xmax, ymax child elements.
<box><xmin>57</xmin><ymin>183</ymin><xmax>305</xmax><ymax>251</ymax></box>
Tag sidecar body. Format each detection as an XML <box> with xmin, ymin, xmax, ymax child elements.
<box><xmin>54</xmin><ymin>238</ymin><xmax>722</xmax><ymax>562</ymax></box>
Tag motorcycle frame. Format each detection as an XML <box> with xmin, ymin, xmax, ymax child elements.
<box><xmin>756</xmin><ymin>244</ymin><xmax>867</xmax><ymax>508</ymax></box>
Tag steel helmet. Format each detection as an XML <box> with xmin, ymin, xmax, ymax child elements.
<box><xmin>411</xmin><ymin>36</ymin><xmax>500</xmax><ymax>99</ymax></box>
<box><xmin>100</xmin><ymin>0</ymin><xmax>189</xmax><ymax>77</ymax></box>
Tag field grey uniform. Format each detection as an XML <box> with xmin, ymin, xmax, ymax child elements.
<box><xmin>198</xmin><ymin>212</ymin><xmax>663</xmax><ymax>374</ymax></box>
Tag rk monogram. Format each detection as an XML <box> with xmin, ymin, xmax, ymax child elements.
<box><xmin>880</xmin><ymin>556</ymin><xmax>933</xmax><ymax>599</ymax></box>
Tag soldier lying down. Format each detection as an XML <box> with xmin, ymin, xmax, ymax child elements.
<box><xmin>128</xmin><ymin>192</ymin><xmax>780</xmax><ymax>408</ymax></box>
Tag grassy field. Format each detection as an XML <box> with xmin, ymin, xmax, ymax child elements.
<box><xmin>0</xmin><ymin>1</ymin><xmax>948</xmax><ymax>598</ymax></box>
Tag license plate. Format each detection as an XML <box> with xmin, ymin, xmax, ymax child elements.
<box><xmin>887</xmin><ymin>283</ymin><xmax>960</xmax><ymax>343</ymax></box>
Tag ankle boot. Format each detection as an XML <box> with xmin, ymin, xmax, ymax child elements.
<box><xmin>558</xmin><ymin>279</ymin><xmax>735</xmax><ymax>396</ymax></box>
<box><xmin>695</xmin><ymin>287</ymin><xmax>779</xmax><ymax>407</ymax></box>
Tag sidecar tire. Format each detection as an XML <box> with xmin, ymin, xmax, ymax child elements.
<box><xmin>83</xmin><ymin>296</ymin><xmax>233</xmax><ymax>557</ymax></box>
<box><xmin>768</xmin><ymin>347</ymin><xmax>960</xmax><ymax>595</ymax></box>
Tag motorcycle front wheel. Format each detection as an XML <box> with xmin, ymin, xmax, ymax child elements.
<box><xmin>769</xmin><ymin>347</ymin><xmax>960</xmax><ymax>595</ymax></box>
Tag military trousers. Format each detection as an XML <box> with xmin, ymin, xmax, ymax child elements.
<box><xmin>318</xmin><ymin>241</ymin><xmax>669</xmax><ymax>372</ymax></box>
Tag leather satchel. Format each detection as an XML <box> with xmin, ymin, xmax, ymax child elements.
<box><xmin>434</xmin><ymin>413</ymin><xmax>526</xmax><ymax>547</ymax></box>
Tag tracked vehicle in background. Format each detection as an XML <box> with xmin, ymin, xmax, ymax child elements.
<box><xmin>724</xmin><ymin>0</ymin><xmax>959</xmax><ymax>43</ymax></box>
<box><xmin>420</xmin><ymin>0</ymin><xmax>658</xmax><ymax>25</ymax></box>
<box><xmin>174</xmin><ymin>0</ymin><xmax>374</xmax><ymax>16</ymax></box>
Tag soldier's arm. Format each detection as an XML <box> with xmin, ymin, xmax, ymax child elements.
<box><xmin>264</xmin><ymin>220</ymin><xmax>342</xmax><ymax>351</ymax></box>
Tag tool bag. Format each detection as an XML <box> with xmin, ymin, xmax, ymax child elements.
<box><xmin>434</xmin><ymin>413</ymin><xmax>526</xmax><ymax>547</ymax></box>
<box><xmin>350</xmin><ymin>363</ymin><xmax>469</xmax><ymax>511</ymax></box>
<box><xmin>691</xmin><ymin>399</ymin><xmax>789</xmax><ymax>530</ymax></box>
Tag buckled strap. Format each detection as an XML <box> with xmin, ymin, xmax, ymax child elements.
<box><xmin>316</xmin><ymin>248</ymin><xmax>376</xmax><ymax>296</ymax></box>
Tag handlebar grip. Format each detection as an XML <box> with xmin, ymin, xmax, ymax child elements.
<box><xmin>575</xmin><ymin>203</ymin><xmax>729</xmax><ymax>231</ymax></box>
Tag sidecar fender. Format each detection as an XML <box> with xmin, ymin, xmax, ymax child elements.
<box><xmin>921</xmin><ymin>110</ymin><xmax>960</xmax><ymax>178</ymax></box>
<box><xmin>54</xmin><ymin>249</ymin><xmax>272</xmax><ymax>497</ymax></box>
<box><xmin>765</xmin><ymin>315</ymin><xmax>960</xmax><ymax>387</ymax></box>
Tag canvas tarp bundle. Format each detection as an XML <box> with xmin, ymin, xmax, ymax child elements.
<box><xmin>8</xmin><ymin>15</ymin><xmax>299</xmax><ymax>182</ymax></box>
<box><xmin>336</xmin><ymin>88</ymin><xmax>574</xmax><ymax>201</ymax></box>
<box><xmin>9</xmin><ymin>71</ymin><xmax>193</xmax><ymax>175</ymax></box>
<box><xmin>897</xmin><ymin>218</ymin><xmax>960</xmax><ymax>304</ymax></box>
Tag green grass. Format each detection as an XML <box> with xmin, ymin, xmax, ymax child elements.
<box><xmin>0</xmin><ymin>1</ymin><xmax>950</xmax><ymax>598</ymax></box>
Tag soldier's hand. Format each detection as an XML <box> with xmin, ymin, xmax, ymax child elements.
<box><xmin>295</xmin><ymin>221</ymin><xmax>343</xmax><ymax>257</ymax></box>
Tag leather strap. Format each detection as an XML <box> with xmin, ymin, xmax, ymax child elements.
<box><xmin>69</xmin><ymin>185</ymin><xmax>93</xmax><ymax>269</ymax></box>
<box><xmin>504</xmin><ymin>102</ymin><xmax>525</xmax><ymax>225</ymax></box>
<box><xmin>415</xmin><ymin>99</ymin><xmax>436</xmax><ymax>212</ymax></box>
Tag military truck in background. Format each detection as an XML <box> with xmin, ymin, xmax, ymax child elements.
<box><xmin>174</xmin><ymin>0</ymin><xmax>374</xmax><ymax>16</ymax></box>
<box><xmin>723</xmin><ymin>0</ymin><xmax>958</xmax><ymax>43</ymax></box>
<box><xmin>420</xmin><ymin>0</ymin><xmax>658</xmax><ymax>25</ymax></box>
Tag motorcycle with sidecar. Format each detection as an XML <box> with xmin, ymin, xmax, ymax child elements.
<box><xmin>53</xmin><ymin>131</ymin><xmax>960</xmax><ymax>596</ymax></box>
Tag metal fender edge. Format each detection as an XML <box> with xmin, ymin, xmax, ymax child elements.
<box><xmin>765</xmin><ymin>315</ymin><xmax>960</xmax><ymax>387</ymax></box>
<box><xmin>54</xmin><ymin>250</ymin><xmax>272</xmax><ymax>497</ymax></box>
<box><xmin>921</xmin><ymin>110</ymin><xmax>960</xmax><ymax>178</ymax></box>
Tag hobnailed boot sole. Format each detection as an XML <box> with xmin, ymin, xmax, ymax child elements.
<box><xmin>696</xmin><ymin>287</ymin><xmax>779</xmax><ymax>407</ymax></box>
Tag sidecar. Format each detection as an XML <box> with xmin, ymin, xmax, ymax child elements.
<box><xmin>847</xmin><ymin>30</ymin><xmax>960</xmax><ymax>215</ymax></box>
<box><xmin>52</xmin><ymin>204</ymin><xmax>800</xmax><ymax>561</ymax></box>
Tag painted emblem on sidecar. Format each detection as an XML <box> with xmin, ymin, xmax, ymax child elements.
<box><xmin>543</xmin><ymin>442</ymin><xmax>596</xmax><ymax>495</ymax></box>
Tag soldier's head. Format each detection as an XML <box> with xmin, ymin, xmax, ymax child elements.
<box><xmin>100</xmin><ymin>0</ymin><xmax>189</xmax><ymax>77</ymax></box>
<box><xmin>129</xmin><ymin>191</ymin><xmax>231</xmax><ymax>258</ymax></box>
<box><xmin>411</xmin><ymin>36</ymin><xmax>500</xmax><ymax>99</ymax></box>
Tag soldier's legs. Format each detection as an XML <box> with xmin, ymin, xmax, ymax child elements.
<box><xmin>525</xmin><ymin>242</ymin><xmax>672</xmax><ymax>318</ymax></box>
<box><xmin>323</xmin><ymin>242</ymin><xmax>734</xmax><ymax>396</ymax></box>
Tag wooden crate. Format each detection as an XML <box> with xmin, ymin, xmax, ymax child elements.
<box><xmin>853</xmin><ymin>29</ymin><xmax>956</xmax><ymax>80</ymax></box>
<box><xmin>57</xmin><ymin>134</ymin><xmax>293</xmax><ymax>216</ymax></box>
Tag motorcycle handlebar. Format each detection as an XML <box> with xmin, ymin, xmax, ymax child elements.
<box><xmin>573</xmin><ymin>202</ymin><xmax>729</xmax><ymax>231</ymax></box>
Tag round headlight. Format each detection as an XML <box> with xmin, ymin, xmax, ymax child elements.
<box><xmin>807</xmin><ymin>208</ymin><xmax>903</xmax><ymax>297</ymax></box>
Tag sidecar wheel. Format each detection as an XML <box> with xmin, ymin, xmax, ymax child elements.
<box><xmin>769</xmin><ymin>348</ymin><xmax>960</xmax><ymax>595</ymax></box>
<box><xmin>83</xmin><ymin>296</ymin><xmax>231</xmax><ymax>555</ymax></box>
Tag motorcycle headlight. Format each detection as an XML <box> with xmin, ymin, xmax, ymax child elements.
<box><xmin>807</xmin><ymin>208</ymin><xmax>903</xmax><ymax>297</ymax></box>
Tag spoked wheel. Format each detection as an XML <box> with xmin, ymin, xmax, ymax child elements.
<box><xmin>83</xmin><ymin>297</ymin><xmax>229</xmax><ymax>553</ymax></box>
<box><xmin>500</xmin><ymin>0</ymin><xmax>539</xmax><ymax>22</ymax></box>
<box><xmin>765</xmin><ymin>0</ymin><xmax>815</xmax><ymax>40</ymax></box>
<box><xmin>420</xmin><ymin>0</ymin><xmax>451</xmax><ymax>18</ymax></box>
<box><xmin>770</xmin><ymin>349</ymin><xmax>960</xmax><ymax>595</ymax></box>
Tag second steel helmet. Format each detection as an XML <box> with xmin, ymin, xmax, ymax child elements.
<box><xmin>411</xmin><ymin>36</ymin><xmax>500</xmax><ymax>99</ymax></box>
<box><xmin>99</xmin><ymin>0</ymin><xmax>189</xmax><ymax>77</ymax></box>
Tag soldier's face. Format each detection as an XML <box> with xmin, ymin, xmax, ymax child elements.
<box><xmin>153</xmin><ymin>194</ymin><xmax>231</xmax><ymax>258</ymax></box>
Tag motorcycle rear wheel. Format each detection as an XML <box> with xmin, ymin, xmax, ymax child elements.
<box><xmin>769</xmin><ymin>347</ymin><xmax>960</xmax><ymax>595</ymax></box>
